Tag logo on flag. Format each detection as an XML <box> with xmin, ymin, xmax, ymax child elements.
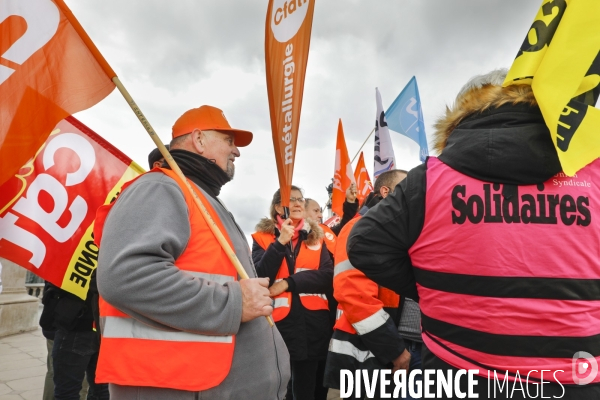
<box><xmin>0</xmin><ymin>0</ymin><xmax>116</xmax><ymax>186</ymax></box>
<box><xmin>374</xmin><ymin>88</ymin><xmax>396</xmax><ymax>178</ymax></box>
<box><xmin>0</xmin><ymin>117</ymin><xmax>143</xmax><ymax>299</ymax></box>
<box><xmin>504</xmin><ymin>0</ymin><xmax>600</xmax><ymax>176</ymax></box>
<box><xmin>385</xmin><ymin>76</ymin><xmax>429</xmax><ymax>162</ymax></box>
<box><xmin>270</xmin><ymin>0</ymin><xmax>310</xmax><ymax>43</ymax></box>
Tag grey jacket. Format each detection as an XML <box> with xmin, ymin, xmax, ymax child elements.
<box><xmin>97</xmin><ymin>172</ymin><xmax>290</xmax><ymax>400</ymax></box>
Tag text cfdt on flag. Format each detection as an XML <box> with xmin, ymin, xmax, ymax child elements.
<box><xmin>273</xmin><ymin>0</ymin><xmax>308</xmax><ymax>25</ymax></box>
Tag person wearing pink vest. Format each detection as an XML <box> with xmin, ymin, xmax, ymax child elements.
<box><xmin>347</xmin><ymin>69</ymin><xmax>600</xmax><ymax>399</ymax></box>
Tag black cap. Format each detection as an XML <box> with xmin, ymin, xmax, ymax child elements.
<box><xmin>147</xmin><ymin>145</ymin><xmax>169</xmax><ymax>169</ymax></box>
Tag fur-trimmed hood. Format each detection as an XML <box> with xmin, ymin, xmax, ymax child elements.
<box><xmin>433</xmin><ymin>84</ymin><xmax>537</xmax><ymax>154</ymax></box>
<box><xmin>433</xmin><ymin>83</ymin><xmax>561</xmax><ymax>185</ymax></box>
<box><xmin>254</xmin><ymin>217</ymin><xmax>323</xmax><ymax>246</ymax></box>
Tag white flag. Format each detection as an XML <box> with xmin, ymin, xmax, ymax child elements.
<box><xmin>374</xmin><ymin>88</ymin><xmax>396</xmax><ymax>178</ymax></box>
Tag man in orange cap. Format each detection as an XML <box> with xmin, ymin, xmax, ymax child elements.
<box><xmin>169</xmin><ymin>105</ymin><xmax>253</xmax><ymax>180</ymax></box>
<box><xmin>96</xmin><ymin>105</ymin><xmax>290</xmax><ymax>399</ymax></box>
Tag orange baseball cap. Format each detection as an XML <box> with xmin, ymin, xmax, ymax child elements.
<box><xmin>171</xmin><ymin>105</ymin><xmax>253</xmax><ymax>147</ymax></box>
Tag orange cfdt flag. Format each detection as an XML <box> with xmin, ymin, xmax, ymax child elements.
<box><xmin>265</xmin><ymin>0</ymin><xmax>315</xmax><ymax>208</ymax></box>
<box><xmin>332</xmin><ymin>119</ymin><xmax>355</xmax><ymax>217</ymax></box>
<box><xmin>354</xmin><ymin>152</ymin><xmax>373</xmax><ymax>204</ymax></box>
<box><xmin>0</xmin><ymin>0</ymin><xmax>116</xmax><ymax>186</ymax></box>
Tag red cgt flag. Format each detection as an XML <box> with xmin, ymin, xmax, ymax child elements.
<box><xmin>331</xmin><ymin>119</ymin><xmax>355</xmax><ymax>217</ymax></box>
<box><xmin>265</xmin><ymin>0</ymin><xmax>315</xmax><ymax>208</ymax></box>
<box><xmin>354</xmin><ymin>151</ymin><xmax>373</xmax><ymax>204</ymax></box>
<box><xmin>0</xmin><ymin>0</ymin><xmax>116</xmax><ymax>186</ymax></box>
<box><xmin>0</xmin><ymin>116</ymin><xmax>143</xmax><ymax>299</ymax></box>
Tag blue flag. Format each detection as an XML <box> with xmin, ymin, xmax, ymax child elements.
<box><xmin>385</xmin><ymin>76</ymin><xmax>429</xmax><ymax>162</ymax></box>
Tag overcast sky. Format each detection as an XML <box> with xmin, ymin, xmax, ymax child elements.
<box><xmin>68</xmin><ymin>0</ymin><xmax>541</xmax><ymax>238</ymax></box>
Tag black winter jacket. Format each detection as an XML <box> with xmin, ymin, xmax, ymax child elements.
<box><xmin>347</xmin><ymin>102</ymin><xmax>600</xmax><ymax>398</ymax></box>
<box><xmin>330</xmin><ymin>200</ymin><xmax>359</xmax><ymax>236</ymax></box>
<box><xmin>40</xmin><ymin>271</ymin><xmax>100</xmax><ymax>336</ymax></box>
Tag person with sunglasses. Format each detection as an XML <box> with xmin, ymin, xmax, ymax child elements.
<box><xmin>252</xmin><ymin>186</ymin><xmax>334</xmax><ymax>400</ymax></box>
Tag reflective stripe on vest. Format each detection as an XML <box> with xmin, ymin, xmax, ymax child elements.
<box><xmin>299</xmin><ymin>293</ymin><xmax>327</xmax><ymax>300</ymax></box>
<box><xmin>273</xmin><ymin>297</ymin><xmax>289</xmax><ymax>308</ymax></box>
<box><xmin>96</xmin><ymin>168</ymin><xmax>245</xmax><ymax>391</ymax></box>
<box><xmin>334</xmin><ymin>259</ymin><xmax>355</xmax><ymax>276</ymax></box>
<box><xmin>351</xmin><ymin>308</ymin><xmax>389</xmax><ymax>335</ymax></box>
<box><xmin>185</xmin><ymin>271</ymin><xmax>235</xmax><ymax>285</ymax></box>
<box><xmin>101</xmin><ymin>316</ymin><xmax>233</xmax><ymax>343</ymax></box>
<box><xmin>296</xmin><ymin>268</ymin><xmax>328</xmax><ymax>302</ymax></box>
<box><xmin>251</xmin><ymin>229</ymin><xmax>328</xmax><ymax>321</ymax></box>
<box><xmin>410</xmin><ymin>157</ymin><xmax>600</xmax><ymax>385</ymax></box>
<box><xmin>328</xmin><ymin>338</ymin><xmax>374</xmax><ymax>363</ymax></box>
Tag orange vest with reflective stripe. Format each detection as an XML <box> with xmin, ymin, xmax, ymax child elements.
<box><xmin>252</xmin><ymin>229</ymin><xmax>328</xmax><ymax>322</ymax></box>
<box><xmin>320</xmin><ymin>224</ymin><xmax>337</xmax><ymax>255</ymax></box>
<box><xmin>95</xmin><ymin>168</ymin><xmax>237</xmax><ymax>391</ymax></box>
<box><xmin>333</xmin><ymin>218</ymin><xmax>400</xmax><ymax>335</ymax></box>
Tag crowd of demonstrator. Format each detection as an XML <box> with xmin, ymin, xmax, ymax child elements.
<box><xmin>38</xmin><ymin>69</ymin><xmax>600</xmax><ymax>400</ymax></box>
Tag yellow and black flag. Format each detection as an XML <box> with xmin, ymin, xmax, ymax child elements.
<box><xmin>504</xmin><ymin>0</ymin><xmax>600</xmax><ymax>176</ymax></box>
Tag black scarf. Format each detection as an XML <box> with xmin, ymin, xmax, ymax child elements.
<box><xmin>364</xmin><ymin>192</ymin><xmax>382</xmax><ymax>209</ymax></box>
<box><xmin>162</xmin><ymin>149</ymin><xmax>230</xmax><ymax>197</ymax></box>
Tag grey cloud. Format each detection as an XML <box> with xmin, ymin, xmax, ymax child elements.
<box><xmin>71</xmin><ymin>0</ymin><xmax>543</xmax><ymax>225</ymax></box>
<box><xmin>71</xmin><ymin>1</ymin><xmax>265</xmax><ymax>90</ymax></box>
<box><xmin>220</xmin><ymin>192</ymin><xmax>270</xmax><ymax>239</ymax></box>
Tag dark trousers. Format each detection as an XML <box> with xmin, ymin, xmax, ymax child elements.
<box><xmin>52</xmin><ymin>330</ymin><xmax>109</xmax><ymax>400</ymax></box>
<box><xmin>290</xmin><ymin>359</ymin><xmax>329</xmax><ymax>400</ymax></box>
<box><xmin>402</xmin><ymin>339</ymin><xmax>423</xmax><ymax>400</ymax></box>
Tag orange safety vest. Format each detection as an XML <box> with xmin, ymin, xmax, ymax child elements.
<box><xmin>252</xmin><ymin>229</ymin><xmax>328</xmax><ymax>322</ymax></box>
<box><xmin>334</xmin><ymin>287</ymin><xmax>400</xmax><ymax>334</ymax></box>
<box><xmin>332</xmin><ymin>218</ymin><xmax>400</xmax><ymax>335</ymax></box>
<box><xmin>325</xmin><ymin>218</ymin><xmax>401</xmax><ymax>388</ymax></box>
<box><xmin>94</xmin><ymin>168</ymin><xmax>238</xmax><ymax>391</ymax></box>
<box><xmin>320</xmin><ymin>223</ymin><xmax>337</xmax><ymax>255</ymax></box>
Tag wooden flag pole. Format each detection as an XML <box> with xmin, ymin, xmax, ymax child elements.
<box><xmin>112</xmin><ymin>76</ymin><xmax>274</xmax><ymax>327</ymax></box>
<box><xmin>351</xmin><ymin>127</ymin><xmax>375</xmax><ymax>164</ymax></box>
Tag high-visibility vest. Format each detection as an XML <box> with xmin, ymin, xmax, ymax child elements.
<box><xmin>331</xmin><ymin>217</ymin><xmax>400</xmax><ymax>349</ymax></box>
<box><xmin>320</xmin><ymin>224</ymin><xmax>337</xmax><ymax>255</ymax></box>
<box><xmin>325</xmin><ymin>217</ymin><xmax>401</xmax><ymax>390</ymax></box>
<box><xmin>410</xmin><ymin>157</ymin><xmax>600</xmax><ymax>385</ymax></box>
<box><xmin>94</xmin><ymin>168</ymin><xmax>238</xmax><ymax>391</ymax></box>
<box><xmin>252</xmin><ymin>228</ymin><xmax>328</xmax><ymax>322</ymax></box>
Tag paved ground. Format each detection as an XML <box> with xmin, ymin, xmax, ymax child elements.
<box><xmin>0</xmin><ymin>327</ymin><xmax>47</xmax><ymax>400</ymax></box>
<box><xmin>0</xmin><ymin>321</ymin><xmax>341</xmax><ymax>400</ymax></box>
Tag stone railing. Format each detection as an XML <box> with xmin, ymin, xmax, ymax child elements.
<box><xmin>0</xmin><ymin>258</ymin><xmax>40</xmax><ymax>337</ymax></box>
<box><xmin>25</xmin><ymin>283</ymin><xmax>44</xmax><ymax>300</ymax></box>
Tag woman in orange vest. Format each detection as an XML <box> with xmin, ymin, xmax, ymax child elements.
<box><xmin>252</xmin><ymin>185</ymin><xmax>333</xmax><ymax>400</ymax></box>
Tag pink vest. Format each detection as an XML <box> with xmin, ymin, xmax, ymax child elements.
<box><xmin>410</xmin><ymin>157</ymin><xmax>600</xmax><ymax>385</ymax></box>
